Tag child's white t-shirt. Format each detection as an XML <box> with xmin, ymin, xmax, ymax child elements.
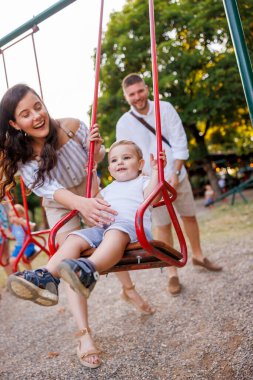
<box><xmin>100</xmin><ymin>175</ymin><xmax>151</xmax><ymax>231</ymax></box>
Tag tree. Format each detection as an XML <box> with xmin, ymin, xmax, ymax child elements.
<box><xmin>97</xmin><ymin>0</ymin><xmax>253</xmax><ymax>194</ymax></box>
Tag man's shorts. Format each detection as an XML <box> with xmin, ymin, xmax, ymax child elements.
<box><xmin>152</xmin><ymin>174</ymin><xmax>196</xmax><ymax>227</ymax></box>
<box><xmin>69</xmin><ymin>220</ymin><xmax>153</xmax><ymax>248</ymax></box>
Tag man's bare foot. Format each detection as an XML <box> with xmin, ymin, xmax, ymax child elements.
<box><xmin>121</xmin><ymin>283</ymin><xmax>155</xmax><ymax>315</ymax></box>
<box><xmin>76</xmin><ymin>328</ymin><xmax>101</xmax><ymax>368</ymax></box>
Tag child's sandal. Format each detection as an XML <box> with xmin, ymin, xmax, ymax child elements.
<box><xmin>120</xmin><ymin>283</ymin><xmax>156</xmax><ymax>315</ymax></box>
<box><xmin>7</xmin><ymin>268</ymin><xmax>59</xmax><ymax>306</ymax></box>
<box><xmin>76</xmin><ymin>328</ymin><xmax>101</xmax><ymax>369</ymax></box>
<box><xmin>58</xmin><ymin>258</ymin><xmax>99</xmax><ymax>298</ymax></box>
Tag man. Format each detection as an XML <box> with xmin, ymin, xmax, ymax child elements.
<box><xmin>116</xmin><ymin>73</ymin><xmax>222</xmax><ymax>296</ymax></box>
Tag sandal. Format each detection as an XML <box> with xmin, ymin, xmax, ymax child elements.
<box><xmin>120</xmin><ymin>283</ymin><xmax>156</xmax><ymax>315</ymax></box>
<box><xmin>58</xmin><ymin>258</ymin><xmax>99</xmax><ymax>298</ymax></box>
<box><xmin>7</xmin><ymin>268</ymin><xmax>60</xmax><ymax>306</ymax></box>
<box><xmin>76</xmin><ymin>328</ymin><xmax>101</xmax><ymax>369</ymax></box>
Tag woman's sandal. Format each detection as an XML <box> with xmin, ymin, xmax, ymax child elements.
<box><xmin>76</xmin><ymin>328</ymin><xmax>101</xmax><ymax>369</ymax></box>
<box><xmin>120</xmin><ymin>283</ymin><xmax>156</xmax><ymax>315</ymax></box>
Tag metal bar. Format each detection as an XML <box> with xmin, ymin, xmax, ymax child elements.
<box><xmin>223</xmin><ymin>0</ymin><xmax>253</xmax><ymax>126</ymax></box>
<box><xmin>1</xmin><ymin>30</ymin><xmax>35</xmax><ymax>52</ymax></box>
<box><xmin>1</xmin><ymin>51</ymin><xmax>9</xmax><ymax>88</ymax></box>
<box><xmin>86</xmin><ymin>0</ymin><xmax>104</xmax><ymax>198</ymax></box>
<box><xmin>31</xmin><ymin>30</ymin><xmax>44</xmax><ymax>99</ymax></box>
<box><xmin>0</xmin><ymin>0</ymin><xmax>77</xmax><ymax>48</ymax></box>
<box><xmin>149</xmin><ymin>0</ymin><xmax>164</xmax><ymax>182</ymax></box>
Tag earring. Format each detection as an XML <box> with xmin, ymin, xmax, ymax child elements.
<box><xmin>19</xmin><ymin>130</ymin><xmax>27</xmax><ymax>137</ymax></box>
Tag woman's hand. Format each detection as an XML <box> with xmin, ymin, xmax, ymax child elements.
<box><xmin>78</xmin><ymin>197</ymin><xmax>117</xmax><ymax>227</ymax></box>
<box><xmin>54</xmin><ymin>189</ymin><xmax>118</xmax><ymax>227</ymax></box>
<box><xmin>87</xmin><ymin>124</ymin><xmax>104</xmax><ymax>161</ymax></box>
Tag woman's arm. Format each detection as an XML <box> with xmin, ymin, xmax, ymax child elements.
<box><xmin>54</xmin><ymin>188</ymin><xmax>116</xmax><ymax>227</ymax></box>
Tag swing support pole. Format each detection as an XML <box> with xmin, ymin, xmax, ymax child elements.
<box><xmin>222</xmin><ymin>0</ymin><xmax>253</xmax><ymax>126</ymax></box>
<box><xmin>0</xmin><ymin>0</ymin><xmax>77</xmax><ymax>48</ymax></box>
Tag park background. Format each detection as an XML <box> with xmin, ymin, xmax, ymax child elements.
<box><xmin>1</xmin><ymin>1</ymin><xmax>253</xmax><ymax>379</ymax></box>
<box><xmin>0</xmin><ymin>0</ymin><xmax>252</xmax><ymax>224</ymax></box>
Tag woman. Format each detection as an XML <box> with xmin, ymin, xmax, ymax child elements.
<box><xmin>0</xmin><ymin>84</ymin><xmax>154</xmax><ymax>368</ymax></box>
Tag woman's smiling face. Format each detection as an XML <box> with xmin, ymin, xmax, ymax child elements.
<box><xmin>9</xmin><ymin>91</ymin><xmax>50</xmax><ymax>140</ymax></box>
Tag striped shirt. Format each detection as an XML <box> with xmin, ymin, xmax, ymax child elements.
<box><xmin>18</xmin><ymin>121</ymin><xmax>90</xmax><ymax>199</ymax></box>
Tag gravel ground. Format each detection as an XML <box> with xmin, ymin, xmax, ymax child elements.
<box><xmin>1</xmin><ymin>198</ymin><xmax>253</xmax><ymax>380</ymax></box>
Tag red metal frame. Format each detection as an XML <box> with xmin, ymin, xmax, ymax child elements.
<box><xmin>49</xmin><ymin>0</ymin><xmax>187</xmax><ymax>270</ymax></box>
<box><xmin>49</xmin><ymin>0</ymin><xmax>105</xmax><ymax>254</ymax></box>
<box><xmin>134</xmin><ymin>0</ymin><xmax>188</xmax><ymax>268</ymax></box>
<box><xmin>6</xmin><ymin>177</ymin><xmax>51</xmax><ymax>272</ymax></box>
<box><xmin>0</xmin><ymin>225</ymin><xmax>9</xmax><ymax>267</ymax></box>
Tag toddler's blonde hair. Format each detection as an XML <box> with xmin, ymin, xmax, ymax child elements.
<box><xmin>108</xmin><ymin>140</ymin><xmax>143</xmax><ymax>161</ymax></box>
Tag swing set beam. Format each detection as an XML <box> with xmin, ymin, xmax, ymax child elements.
<box><xmin>0</xmin><ymin>0</ymin><xmax>77</xmax><ymax>48</ymax></box>
<box><xmin>222</xmin><ymin>0</ymin><xmax>253</xmax><ymax>126</ymax></box>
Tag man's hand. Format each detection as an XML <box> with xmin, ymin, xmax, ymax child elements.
<box><xmin>169</xmin><ymin>173</ymin><xmax>180</xmax><ymax>188</ymax></box>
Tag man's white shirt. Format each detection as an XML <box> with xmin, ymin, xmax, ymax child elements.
<box><xmin>116</xmin><ymin>99</ymin><xmax>189</xmax><ymax>182</ymax></box>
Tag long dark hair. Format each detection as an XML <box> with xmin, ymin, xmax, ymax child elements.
<box><xmin>0</xmin><ymin>84</ymin><xmax>59</xmax><ymax>200</ymax></box>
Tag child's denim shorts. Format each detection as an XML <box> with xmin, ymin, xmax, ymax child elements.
<box><xmin>69</xmin><ymin>220</ymin><xmax>152</xmax><ymax>248</ymax></box>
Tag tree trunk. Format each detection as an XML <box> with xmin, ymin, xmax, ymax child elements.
<box><xmin>187</xmin><ymin>123</ymin><xmax>221</xmax><ymax>197</ymax></box>
<box><xmin>203</xmin><ymin>160</ymin><xmax>221</xmax><ymax>197</ymax></box>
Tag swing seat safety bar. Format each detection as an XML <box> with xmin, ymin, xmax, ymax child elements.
<box><xmin>136</xmin><ymin>182</ymin><xmax>187</xmax><ymax>268</ymax></box>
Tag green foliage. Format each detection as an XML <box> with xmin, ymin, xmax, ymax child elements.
<box><xmin>97</xmin><ymin>0</ymin><xmax>253</xmax><ymax>165</ymax></box>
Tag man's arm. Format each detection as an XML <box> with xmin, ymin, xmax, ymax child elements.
<box><xmin>169</xmin><ymin>159</ymin><xmax>185</xmax><ymax>188</ymax></box>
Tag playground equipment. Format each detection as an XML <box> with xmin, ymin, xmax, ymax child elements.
<box><xmin>206</xmin><ymin>176</ymin><xmax>253</xmax><ymax>207</ymax></box>
<box><xmin>6</xmin><ymin>179</ymin><xmax>51</xmax><ymax>272</ymax></box>
<box><xmin>0</xmin><ymin>224</ymin><xmax>10</xmax><ymax>267</ymax></box>
<box><xmin>48</xmin><ymin>0</ymin><xmax>188</xmax><ymax>272</ymax></box>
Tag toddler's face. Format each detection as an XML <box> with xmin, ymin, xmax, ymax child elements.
<box><xmin>8</xmin><ymin>209</ymin><xmax>24</xmax><ymax>223</ymax></box>
<box><xmin>8</xmin><ymin>210</ymin><xmax>16</xmax><ymax>223</ymax></box>
<box><xmin>108</xmin><ymin>144</ymin><xmax>144</xmax><ymax>182</ymax></box>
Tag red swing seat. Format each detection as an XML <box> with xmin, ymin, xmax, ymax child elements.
<box><xmin>81</xmin><ymin>239</ymin><xmax>182</xmax><ymax>275</ymax></box>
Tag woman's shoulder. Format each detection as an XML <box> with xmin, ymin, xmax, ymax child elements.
<box><xmin>57</xmin><ymin>118</ymin><xmax>81</xmax><ymax>133</ymax></box>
